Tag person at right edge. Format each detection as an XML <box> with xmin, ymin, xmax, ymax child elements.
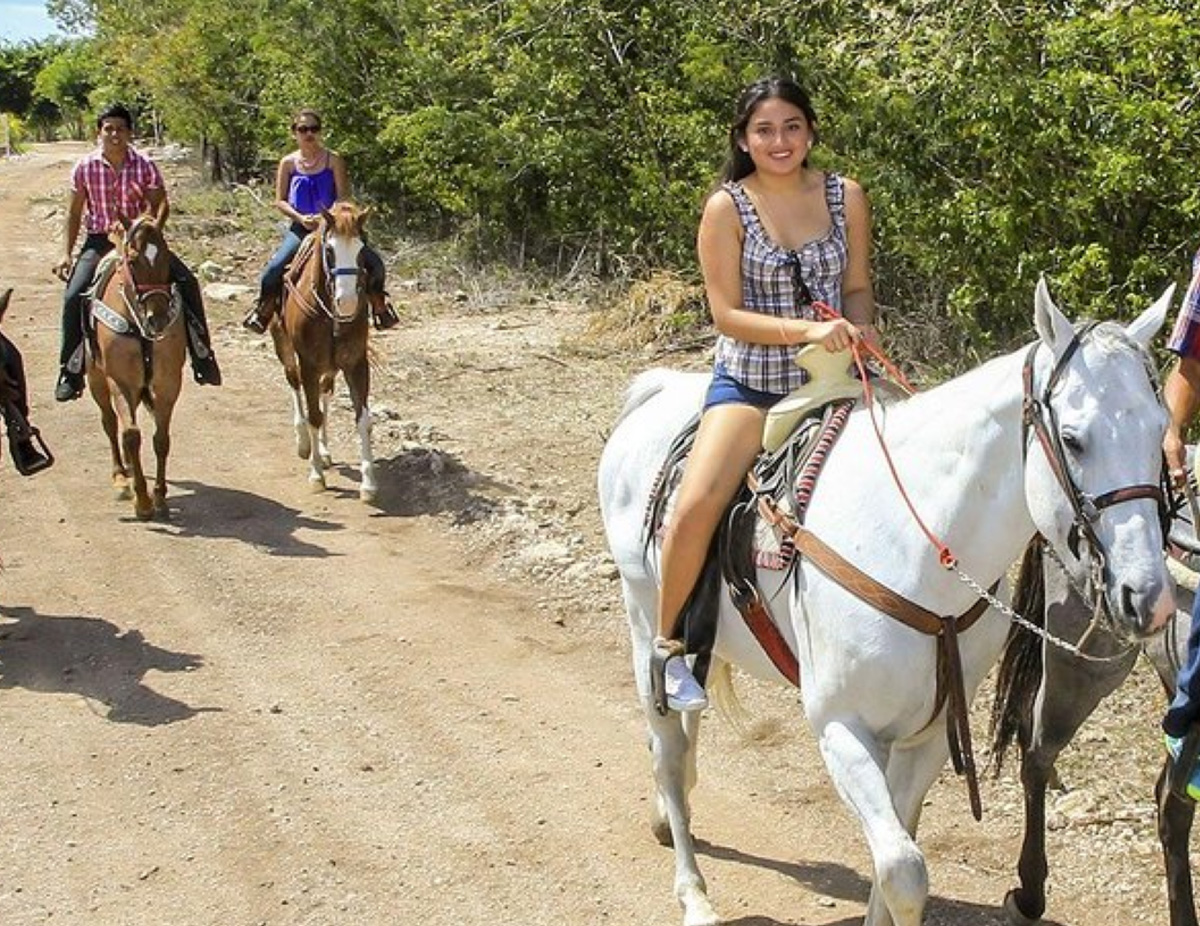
<box><xmin>654</xmin><ymin>76</ymin><xmax>878</xmax><ymax>713</ymax></box>
<box><xmin>1161</xmin><ymin>246</ymin><xmax>1200</xmax><ymax>800</ymax></box>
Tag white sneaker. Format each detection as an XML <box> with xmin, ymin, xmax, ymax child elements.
<box><xmin>664</xmin><ymin>655</ymin><xmax>708</xmax><ymax>712</ymax></box>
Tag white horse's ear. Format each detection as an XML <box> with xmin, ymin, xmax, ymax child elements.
<box><xmin>1125</xmin><ymin>283</ymin><xmax>1175</xmax><ymax>349</ymax></box>
<box><xmin>1034</xmin><ymin>276</ymin><xmax>1076</xmax><ymax>361</ymax></box>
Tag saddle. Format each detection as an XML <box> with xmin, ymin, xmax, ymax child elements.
<box><xmin>646</xmin><ymin>350</ymin><xmax>871</xmax><ymax>686</ymax></box>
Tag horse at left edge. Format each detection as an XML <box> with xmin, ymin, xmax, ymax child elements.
<box><xmin>598</xmin><ymin>280</ymin><xmax>1177</xmax><ymax>926</ymax></box>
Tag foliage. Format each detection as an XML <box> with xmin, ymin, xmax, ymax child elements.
<box><xmin>29</xmin><ymin>0</ymin><xmax>1200</xmax><ymax>367</ymax></box>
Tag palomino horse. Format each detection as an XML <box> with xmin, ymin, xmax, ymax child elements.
<box><xmin>270</xmin><ymin>201</ymin><xmax>377</xmax><ymax>502</ymax></box>
<box><xmin>87</xmin><ymin>216</ymin><xmax>186</xmax><ymax>519</ymax></box>
<box><xmin>992</xmin><ymin>527</ymin><xmax>1198</xmax><ymax>925</ymax></box>
<box><xmin>598</xmin><ymin>281</ymin><xmax>1176</xmax><ymax>926</ymax></box>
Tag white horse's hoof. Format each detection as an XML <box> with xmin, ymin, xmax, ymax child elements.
<box><xmin>308</xmin><ymin>477</ymin><xmax>326</xmax><ymax>493</ymax></box>
<box><xmin>359</xmin><ymin>488</ymin><xmax>377</xmax><ymax>503</ymax></box>
<box><xmin>681</xmin><ymin>898</ymin><xmax>719</xmax><ymax>926</ymax></box>
<box><xmin>1003</xmin><ymin>890</ymin><xmax>1041</xmax><ymax>925</ymax></box>
<box><xmin>320</xmin><ymin>452</ymin><xmax>333</xmax><ymax>468</ymax></box>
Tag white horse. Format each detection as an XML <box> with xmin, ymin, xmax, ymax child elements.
<box><xmin>598</xmin><ymin>280</ymin><xmax>1177</xmax><ymax>926</ymax></box>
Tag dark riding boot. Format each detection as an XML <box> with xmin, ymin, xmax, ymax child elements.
<box><xmin>180</xmin><ymin>294</ymin><xmax>221</xmax><ymax>386</ymax></box>
<box><xmin>54</xmin><ymin>368</ymin><xmax>84</xmax><ymax>402</ymax></box>
<box><xmin>243</xmin><ymin>292</ymin><xmax>279</xmax><ymax>335</ymax></box>
<box><xmin>3</xmin><ymin>402</ymin><xmax>53</xmax><ymax>476</ymax></box>
<box><xmin>368</xmin><ymin>291</ymin><xmax>400</xmax><ymax>330</ymax></box>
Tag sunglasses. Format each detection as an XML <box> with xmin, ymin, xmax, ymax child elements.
<box><xmin>294</xmin><ymin>124</ymin><xmax>321</xmax><ymax>134</ymax></box>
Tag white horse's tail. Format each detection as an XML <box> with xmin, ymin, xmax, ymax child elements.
<box><xmin>609</xmin><ymin>368</ymin><xmax>682</xmax><ymax>432</ymax></box>
<box><xmin>706</xmin><ymin>658</ymin><xmax>752</xmax><ymax>735</ymax></box>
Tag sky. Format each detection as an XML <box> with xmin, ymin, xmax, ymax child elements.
<box><xmin>0</xmin><ymin>0</ymin><xmax>69</xmax><ymax>44</ymax></box>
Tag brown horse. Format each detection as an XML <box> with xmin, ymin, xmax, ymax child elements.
<box><xmin>270</xmin><ymin>201</ymin><xmax>377</xmax><ymax>502</ymax></box>
<box><xmin>86</xmin><ymin>215</ymin><xmax>187</xmax><ymax>519</ymax></box>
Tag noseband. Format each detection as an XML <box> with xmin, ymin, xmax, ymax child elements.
<box><xmin>1021</xmin><ymin>324</ymin><xmax>1168</xmax><ymax>606</ymax></box>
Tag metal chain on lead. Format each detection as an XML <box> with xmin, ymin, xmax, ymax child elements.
<box><xmin>951</xmin><ymin>552</ymin><xmax>1136</xmax><ymax>664</ymax></box>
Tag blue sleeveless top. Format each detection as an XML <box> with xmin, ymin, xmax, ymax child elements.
<box><xmin>288</xmin><ymin>154</ymin><xmax>337</xmax><ymax>215</ymax></box>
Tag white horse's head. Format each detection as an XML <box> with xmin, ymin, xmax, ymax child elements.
<box><xmin>1024</xmin><ymin>277</ymin><xmax>1175</xmax><ymax>637</ymax></box>
<box><xmin>320</xmin><ymin>202</ymin><xmax>369</xmax><ymax>317</ymax></box>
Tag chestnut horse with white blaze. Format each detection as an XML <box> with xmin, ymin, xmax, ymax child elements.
<box><xmin>87</xmin><ymin>215</ymin><xmax>186</xmax><ymax>519</ymax></box>
<box><xmin>270</xmin><ymin>201</ymin><xmax>377</xmax><ymax>501</ymax></box>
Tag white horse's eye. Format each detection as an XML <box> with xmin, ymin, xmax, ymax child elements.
<box><xmin>1061</xmin><ymin>431</ymin><xmax>1084</xmax><ymax>454</ymax></box>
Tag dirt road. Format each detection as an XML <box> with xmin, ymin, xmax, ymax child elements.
<box><xmin>0</xmin><ymin>143</ymin><xmax>1179</xmax><ymax>925</ymax></box>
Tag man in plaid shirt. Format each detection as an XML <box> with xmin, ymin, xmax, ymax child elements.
<box><xmin>1162</xmin><ymin>249</ymin><xmax>1200</xmax><ymax>801</ymax></box>
<box><xmin>52</xmin><ymin>103</ymin><xmax>221</xmax><ymax>401</ymax></box>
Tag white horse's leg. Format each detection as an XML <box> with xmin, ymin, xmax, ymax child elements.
<box><xmin>650</xmin><ymin>708</ymin><xmax>702</xmax><ymax>846</ymax></box>
<box><xmin>819</xmin><ymin>720</ymin><xmax>927</xmax><ymax>926</ymax></box>
<box><xmin>646</xmin><ymin>709</ymin><xmax>718</xmax><ymax>926</ymax></box>
<box><xmin>356</xmin><ymin>402</ymin><xmax>377</xmax><ymax>502</ymax></box>
<box><xmin>861</xmin><ymin>735</ymin><xmax>951</xmax><ymax>926</ymax></box>
<box><xmin>318</xmin><ymin>389</ymin><xmax>333</xmax><ymax>468</ymax></box>
<box><xmin>290</xmin><ymin>386</ymin><xmax>311</xmax><ymax>459</ymax></box>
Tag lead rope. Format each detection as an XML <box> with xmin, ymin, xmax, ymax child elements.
<box><xmin>810</xmin><ymin>300</ymin><xmax>959</xmax><ymax>568</ymax></box>
<box><xmin>809</xmin><ymin>300</ymin><xmax>1137</xmax><ymax>663</ymax></box>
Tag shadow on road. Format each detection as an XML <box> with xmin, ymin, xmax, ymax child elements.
<box><xmin>0</xmin><ymin>603</ymin><xmax>217</xmax><ymax>725</ymax></box>
<box><xmin>158</xmin><ymin>480</ymin><xmax>343</xmax><ymax>556</ymax></box>
<box><xmin>698</xmin><ymin>838</ymin><xmax>1065</xmax><ymax>926</ymax></box>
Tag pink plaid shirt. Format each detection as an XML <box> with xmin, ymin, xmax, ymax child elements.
<box><xmin>71</xmin><ymin>146</ymin><xmax>164</xmax><ymax>234</ymax></box>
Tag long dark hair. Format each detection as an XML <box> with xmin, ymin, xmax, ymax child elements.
<box><xmin>721</xmin><ymin>77</ymin><xmax>819</xmax><ymax>183</ymax></box>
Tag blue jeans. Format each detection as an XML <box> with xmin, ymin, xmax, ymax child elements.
<box><xmin>1164</xmin><ymin>590</ymin><xmax>1200</xmax><ymax>736</ymax></box>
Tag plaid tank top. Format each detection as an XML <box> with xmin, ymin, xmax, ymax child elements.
<box><xmin>714</xmin><ymin>172</ymin><xmax>848</xmax><ymax>394</ymax></box>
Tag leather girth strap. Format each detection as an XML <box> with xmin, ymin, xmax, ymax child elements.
<box><xmin>749</xmin><ymin>505</ymin><xmax>992</xmax><ymax>820</ymax></box>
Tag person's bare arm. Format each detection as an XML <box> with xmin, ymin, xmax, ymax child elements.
<box><xmin>331</xmin><ymin>152</ymin><xmax>350</xmax><ymax>201</ymax></box>
<box><xmin>53</xmin><ymin>188</ymin><xmax>86</xmax><ymax>279</ymax></box>
<box><xmin>1164</xmin><ymin>354</ymin><xmax>1200</xmax><ymax>480</ymax></box>
<box><xmin>841</xmin><ymin>178</ymin><xmax>878</xmax><ymax>346</ymax></box>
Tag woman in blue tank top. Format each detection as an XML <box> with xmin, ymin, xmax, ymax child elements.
<box><xmin>652</xmin><ymin>77</ymin><xmax>880</xmax><ymax>711</ymax></box>
<box><xmin>244</xmin><ymin>108</ymin><xmax>397</xmax><ymax>332</ymax></box>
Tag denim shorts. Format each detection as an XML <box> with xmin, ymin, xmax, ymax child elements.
<box><xmin>703</xmin><ymin>365</ymin><xmax>786</xmax><ymax>411</ymax></box>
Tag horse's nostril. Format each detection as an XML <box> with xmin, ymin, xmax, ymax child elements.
<box><xmin>1120</xmin><ymin>583</ymin><xmax>1137</xmax><ymax>620</ymax></box>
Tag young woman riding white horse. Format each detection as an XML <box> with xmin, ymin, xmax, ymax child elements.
<box><xmin>599</xmin><ymin>80</ymin><xmax>1177</xmax><ymax>926</ymax></box>
<box><xmin>651</xmin><ymin>76</ymin><xmax>878</xmax><ymax>714</ymax></box>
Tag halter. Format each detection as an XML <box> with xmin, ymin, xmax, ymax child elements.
<box><xmin>116</xmin><ymin>216</ymin><xmax>178</xmax><ymax>341</ymax></box>
<box><xmin>290</xmin><ymin>222</ymin><xmax>366</xmax><ymax>324</ymax></box>
<box><xmin>1020</xmin><ymin>323</ymin><xmax>1168</xmax><ymax>618</ymax></box>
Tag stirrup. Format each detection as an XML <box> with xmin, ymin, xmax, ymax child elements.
<box><xmin>242</xmin><ymin>306</ymin><xmax>268</xmax><ymax>334</ymax></box>
<box><xmin>649</xmin><ymin>637</ymin><xmax>685</xmax><ymax>716</ymax></box>
<box><xmin>372</xmin><ymin>299</ymin><xmax>400</xmax><ymax>330</ymax></box>
<box><xmin>4</xmin><ymin>401</ymin><xmax>54</xmax><ymax>476</ymax></box>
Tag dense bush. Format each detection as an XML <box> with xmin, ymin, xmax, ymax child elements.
<box><xmin>12</xmin><ymin>0</ymin><xmax>1200</xmax><ymax>367</ymax></box>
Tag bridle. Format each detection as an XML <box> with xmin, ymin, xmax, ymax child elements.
<box><xmin>302</xmin><ymin>222</ymin><xmax>366</xmax><ymax>324</ymax></box>
<box><xmin>1021</xmin><ymin>323</ymin><xmax>1169</xmax><ymax>618</ymax></box>
<box><xmin>117</xmin><ymin>216</ymin><xmax>178</xmax><ymax>340</ymax></box>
